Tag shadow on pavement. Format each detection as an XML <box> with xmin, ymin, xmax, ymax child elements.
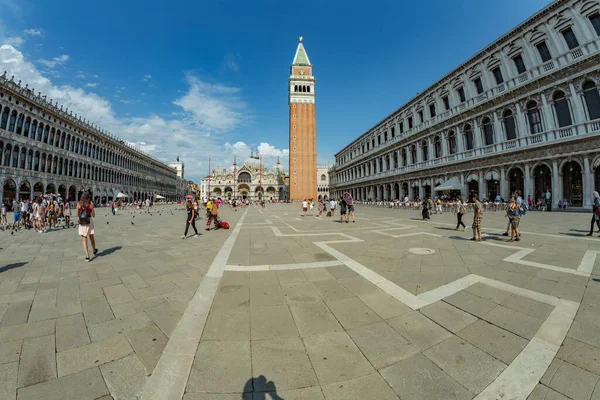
<box><xmin>0</xmin><ymin>262</ymin><xmax>28</xmax><ymax>274</ymax></box>
<box><xmin>97</xmin><ymin>246</ymin><xmax>122</xmax><ymax>256</ymax></box>
<box><xmin>242</xmin><ymin>376</ymin><xmax>284</xmax><ymax>399</ymax></box>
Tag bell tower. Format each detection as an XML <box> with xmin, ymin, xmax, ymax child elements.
<box><xmin>288</xmin><ymin>36</ymin><xmax>317</xmax><ymax>201</ymax></box>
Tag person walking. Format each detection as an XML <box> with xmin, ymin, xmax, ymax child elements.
<box><xmin>63</xmin><ymin>200</ymin><xmax>71</xmax><ymax>227</ymax></box>
<box><xmin>507</xmin><ymin>196</ymin><xmax>521</xmax><ymax>241</ymax></box>
<box><xmin>330</xmin><ymin>199</ymin><xmax>337</xmax><ymax>216</ymax></box>
<box><xmin>344</xmin><ymin>192</ymin><xmax>355</xmax><ymax>223</ymax></box>
<box><xmin>302</xmin><ymin>199</ymin><xmax>308</xmax><ymax>216</ymax></box>
<box><xmin>421</xmin><ymin>198</ymin><xmax>431</xmax><ymax>220</ymax></box>
<box><xmin>588</xmin><ymin>191</ymin><xmax>600</xmax><ymax>236</ymax></box>
<box><xmin>454</xmin><ymin>196</ymin><xmax>467</xmax><ymax>231</ymax></box>
<box><xmin>318</xmin><ymin>199</ymin><xmax>324</xmax><ymax>217</ymax></box>
<box><xmin>76</xmin><ymin>193</ymin><xmax>98</xmax><ymax>262</ymax></box>
<box><xmin>339</xmin><ymin>197</ymin><xmax>348</xmax><ymax>223</ymax></box>
<box><xmin>0</xmin><ymin>201</ymin><xmax>6</xmax><ymax>229</ymax></box>
<box><xmin>470</xmin><ymin>194</ymin><xmax>483</xmax><ymax>242</ymax></box>
<box><xmin>182</xmin><ymin>200</ymin><xmax>199</xmax><ymax>239</ymax></box>
<box><xmin>145</xmin><ymin>198</ymin><xmax>151</xmax><ymax>213</ymax></box>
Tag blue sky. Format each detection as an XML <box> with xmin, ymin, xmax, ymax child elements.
<box><xmin>0</xmin><ymin>0</ymin><xmax>551</xmax><ymax>181</ymax></box>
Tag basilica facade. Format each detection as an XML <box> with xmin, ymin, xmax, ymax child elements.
<box><xmin>329</xmin><ymin>0</ymin><xmax>600</xmax><ymax>209</ymax></box>
<box><xmin>203</xmin><ymin>156</ymin><xmax>288</xmax><ymax>201</ymax></box>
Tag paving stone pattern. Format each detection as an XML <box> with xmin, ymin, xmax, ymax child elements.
<box><xmin>1</xmin><ymin>204</ymin><xmax>600</xmax><ymax>399</ymax></box>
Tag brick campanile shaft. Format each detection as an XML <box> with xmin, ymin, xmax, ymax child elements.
<box><xmin>288</xmin><ymin>36</ymin><xmax>317</xmax><ymax>201</ymax></box>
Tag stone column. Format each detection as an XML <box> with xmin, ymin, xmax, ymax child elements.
<box><xmin>460</xmin><ymin>173</ymin><xmax>466</xmax><ymax>199</ymax></box>
<box><xmin>569</xmin><ymin>83</ymin><xmax>586</xmax><ymax>125</ymax></box>
<box><xmin>479</xmin><ymin>171</ymin><xmax>485</xmax><ymax>201</ymax></box>
<box><xmin>500</xmin><ymin>166</ymin><xmax>508</xmax><ymax>200</ymax></box>
<box><xmin>492</xmin><ymin>111</ymin><xmax>503</xmax><ymax>145</ymax></box>
<box><xmin>584</xmin><ymin>156</ymin><xmax>592</xmax><ymax>209</ymax></box>
<box><xmin>540</xmin><ymin>93</ymin><xmax>555</xmax><ymax>131</ymax></box>
<box><xmin>515</xmin><ymin>102</ymin><xmax>528</xmax><ymax>138</ymax></box>
<box><xmin>552</xmin><ymin>160</ymin><xmax>560</xmax><ymax>209</ymax></box>
<box><xmin>418</xmin><ymin>180</ymin><xmax>424</xmax><ymax>200</ymax></box>
<box><xmin>472</xmin><ymin>119</ymin><xmax>481</xmax><ymax>149</ymax></box>
<box><xmin>441</xmin><ymin>132</ymin><xmax>448</xmax><ymax>158</ymax></box>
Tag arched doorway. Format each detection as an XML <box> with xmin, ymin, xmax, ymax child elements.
<box><xmin>33</xmin><ymin>182</ymin><xmax>44</xmax><ymax>198</ymax></box>
<box><xmin>68</xmin><ymin>185</ymin><xmax>76</xmax><ymax>202</ymax></box>
<box><xmin>46</xmin><ymin>183</ymin><xmax>56</xmax><ymax>195</ymax></box>
<box><xmin>58</xmin><ymin>184</ymin><xmax>66</xmax><ymax>200</ymax></box>
<box><xmin>402</xmin><ymin>183</ymin><xmax>408</xmax><ymax>199</ymax></box>
<box><xmin>562</xmin><ymin>161</ymin><xmax>583</xmax><ymax>207</ymax></box>
<box><xmin>394</xmin><ymin>183</ymin><xmax>399</xmax><ymax>200</ymax></box>
<box><xmin>19</xmin><ymin>180</ymin><xmax>31</xmax><ymax>201</ymax></box>
<box><xmin>508</xmin><ymin>168</ymin><xmax>524</xmax><ymax>197</ymax></box>
<box><xmin>485</xmin><ymin>171</ymin><xmax>500</xmax><ymax>201</ymax></box>
<box><xmin>3</xmin><ymin>178</ymin><xmax>16</xmax><ymax>202</ymax></box>
<box><xmin>238</xmin><ymin>184</ymin><xmax>250</xmax><ymax>200</ymax></box>
<box><xmin>533</xmin><ymin>164</ymin><xmax>552</xmax><ymax>202</ymax></box>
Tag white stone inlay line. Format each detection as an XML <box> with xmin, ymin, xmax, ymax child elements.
<box><xmin>225</xmin><ymin>260</ymin><xmax>344</xmax><ymax>271</ymax></box>
<box><xmin>270</xmin><ymin>219</ymin><xmax>581</xmax><ymax>400</ymax></box>
<box><xmin>140</xmin><ymin>209</ymin><xmax>248</xmax><ymax>400</ymax></box>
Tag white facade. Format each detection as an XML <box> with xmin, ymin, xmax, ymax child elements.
<box><xmin>199</xmin><ymin>177</ymin><xmax>209</xmax><ymax>203</ymax></box>
<box><xmin>206</xmin><ymin>157</ymin><xmax>288</xmax><ymax>201</ymax></box>
<box><xmin>330</xmin><ymin>0</ymin><xmax>600</xmax><ymax>209</ymax></box>
<box><xmin>317</xmin><ymin>166</ymin><xmax>330</xmax><ymax>200</ymax></box>
<box><xmin>0</xmin><ymin>74</ymin><xmax>178</xmax><ymax>204</ymax></box>
<box><xmin>168</xmin><ymin>160</ymin><xmax>185</xmax><ymax>179</ymax></box>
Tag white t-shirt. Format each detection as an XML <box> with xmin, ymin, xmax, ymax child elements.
<box><xmin>302</xmin><ymin>201</ymin><xmax>308</xmax><ymax>208</ymax></box>
<box><xmin>145</xmin><ymin>199</ymin><xmax>150</xmax><ymax>207</ymax></box>
<box><xmin>330</xmin><ymin>200</ymin><xmax>336</xmax><ymax>209</ymax></box>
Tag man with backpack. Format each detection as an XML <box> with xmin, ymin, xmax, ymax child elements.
<box><xmin>502</xmin><ymin>191</ymin><xmax>526</xmax><ymax>237</ymax></box>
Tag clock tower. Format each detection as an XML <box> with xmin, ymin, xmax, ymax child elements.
<box><xmin>288</xmin><ymin>36</ymin><xmax>317</xmax><ymax>201</ymax></box>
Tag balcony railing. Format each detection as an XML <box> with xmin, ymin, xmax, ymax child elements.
<box><xmin>333</xmin><ymin>119</ymin><xmax>600</xmax><ymax>186</ymax></box>
<box><xmin>334</xmin><ymin>38</ymin><xmax>600</xmax><ymax>170</ymax></box>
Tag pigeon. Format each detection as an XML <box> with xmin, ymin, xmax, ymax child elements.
<box><xmin>133</xmin><ymin>216</ymin><xmax>135</xmax><ymax>218</ymax></box>
<box><xmin>106</xmin><ymin>222</ymin><xmax>109</xmax><ymax>225</ymax></box>
<box><xmin>131</xmin><ymin>222</ymin><xmax>135</xmax><ymax>225</ymax></box>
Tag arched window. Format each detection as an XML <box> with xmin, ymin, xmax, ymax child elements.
<box><xmin>20</xmin><ymin>147</ymin><xmax>26</xmax><ymax>169</ymax></box>
<box><xmin>23</xmin><ymin>117</ymin><xmax>30</xmax><ymax>137</ymax></box>
<box><xmin>482</xmin><ymin>117</ymin><xmax>494</xmax><ymax>146</ymax></box>
<box><xmin>43</xmin><ymin>125</ymin><xmax>50</xmax><ymax>143</ymax></box>
<box><xmin>30</xmin><ymin>120</ymin><xmax>37</xmax><ymax>139</ymax></box>
<box><xmin>401</xmin><ymin>148</ymin><xmax>407</xmax><ymax>166</ymax></box>
<box><xmin>503</xmin><ymin>110</ymin><xmax>517</xmax><ymax>140</ymax></box>
<box><xmin>410</xmin><ymin>145</ymin><xmax>417</xmax><ymax>164</ymax></box>
<box><xmin>434</xmin><ymin>135</ymin><xmax>442</xmax><ymax>158</ymax></box>
<box><xmin>421</xmin><ymin>141</ymin><xmax>428</xmax><ymax>161</ymax></box>
<box><xmin>8</xmin><ymin>111</ymin><xmax>17</xmax><ymax>132</ymax></box>
<box><xmin>27</xmin><ymin>150</ymin><xmax>33</xmax><ymax>170</ymax></box>
<box><xmin>34</xmin><ymin>151</ymin><xmax>40</xmax><ymax>171</ymax></box>
<box><xmin>307</xmin><ymin>86</ymin><xmax>311</xmax><ymax>93</ymax></box>
<box><xmin>12</xmin><ymin>146</ymin><xmax>19</xmax><ymax>168</ymax></box>
<box><xmin>16</xmin><ymin>114</ymin><xmax>24</xmax><ymax>134</ymax></box>
<box><xmin>393</xmin><ymin>152</ymin><xmax>398</xmax><ymax>168</ymax></box>
<box><xmin>553</xmin><ymin>91</ymin><xmax>572</xmax><ymax>127</ymax></box>
<box><xmin>463</xmin><ymin>125</ymin><xmax>474</xmax><ymax>150</ymax></box>
<box><xmin>0</xmin><ymin>108</ymin><xmax>9</xmax><ymax>130</ymax></box>
<box><xmin>583</xmin><ymin>81</ymin><xmax>600</xmax><ymax>120</ymax></box>
<box><xmin>526</xmin><ymin>101</ymin><xmax>543</xmax><ymax>134</ymax></box>
<box><xmin>37</xmin><ymin>123</ymin><xmax>43</xmax><ymax>141</ymax></box>
<box><xmin>320</xmin><ymin>174</ymin><xmax>326</xmax><ymax>181</ymax></box>
<box><xmin>49</xmin><ymin>128</ymin><xmax>55</xmax><ymax>146</ymax></box>
<box><xmin>294</xmin><ymin>85</ymin><xmax>298</xmax><ymax>92</ymax></box>
<box><xmin>3</xmin><ymin>144</ymin><xmax>10</xmax><ymax>166</ymax></box>
<box><xmin>448</xmin><ymin>131</ymin><xmax>457</xmax><ymax>154</ymax></box>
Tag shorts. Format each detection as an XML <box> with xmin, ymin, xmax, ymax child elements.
<box><xmin>13</xmin><ymin>212</ymin><xmax>20</xmax><ymax>222</ymax></box>
<box><xmin>341</xmin><ymin>210</ymin><xmax>347</xmax><ymax>215</ymax></box>
<box><xmin>303</xmin><ymin>207</ymin><xmax>308</xmax><ymax>212</ymax></box>
<box><xmin>348</xmin><ymin>205</ymin><xmax>355</xmax><ymax>212</ymax></box>
<box><xmin>472</xmin><ymin>216</ymin><xmax>482</xmax><ymax>229</ymax></box>
<box><xmin>511</xmin><ymin>216</ymin><xmax>520</xmax><ymax>228</ymax></box>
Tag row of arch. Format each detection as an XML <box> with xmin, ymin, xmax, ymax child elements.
<box><xmin>1</xmin><ymin>178</ymin><xmax>172</xmax><ymax>203</ymax></box>
<box><xmin>334</xmin><ymin>158</ymin><xmax>600</xmax><ymax>208</ymax></box>
<box><xmin>0</xmin><ymin>102</ymin><xmax>175</xmax><ymax>181</ymax></box>
<box><xmin>293</xmin><ymin>85</ymin><xmax>311</xmax><ymax>93</ymax></box>
<box><xmin>335</xmin><ymin>81</ymin><xmax>600</xmax><ymax>184</ymax></box>
<box><xmin>0</xmin><ymin>140</ymin><xmax>172</xmax><ymax>191</ymax></box>
<box><xmin>338</xmin><ymin>79</ymin><xmax>600</xmax><ymax>169</ymax></box>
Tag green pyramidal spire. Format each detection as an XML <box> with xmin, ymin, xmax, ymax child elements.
<box><xmin>292</xmin><ymin>36</ymin><xmax>311</xmax><ymax>66</ymax></box>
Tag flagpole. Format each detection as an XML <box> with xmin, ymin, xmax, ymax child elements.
<box><xmin>207</xmin><ymin>156</ymin><xmax>211</xmax><ymax>201</ymax></box>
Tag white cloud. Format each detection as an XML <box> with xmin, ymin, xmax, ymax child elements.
<box><xmin>143</xmin><ymin>74</ymin><xmax>152</xmax><ymax>82</ymax></box>
<box><xmin>38</xmin><ymin>54</ymin><xmax>69</xmax><ymax>68</ymax></box>
<box><xmin>4</xmin><ymin>36</ymin><xmax>24</xmax><ymax>46</ymax></box>
<box><xmin>173</xmin><ymin>74</ymin><xmax>246</xmax><ymax>132</ymax></box>
<box><xmin>23</xmin><ymin>28</ymin><xmax>42</xmax><ymax>36</ymax></box>
<box><xmin>85</xmin><ymin>82</ymin><xmax>98</xmax><ymax>88</ymax></box>
<box><xmin>257</xmin><ymin>142</ymin><xmax>289</xmax><ymax>157</ymax></box>
<box><xmin>0</xmin><ymin>44</ymin><xmax>266</xmax><ymax>182</ymax></box>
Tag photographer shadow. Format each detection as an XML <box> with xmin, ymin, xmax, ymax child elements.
<box><xmin>242</xmin><ymin>376</ymin><xmax>284</xmax><ymax>400</ymax></box>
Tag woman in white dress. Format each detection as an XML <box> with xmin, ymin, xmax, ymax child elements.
<box><xmin>77</xmin><ymin>193</ymin><xmax>98</xmax><ymax>262</ymax></box>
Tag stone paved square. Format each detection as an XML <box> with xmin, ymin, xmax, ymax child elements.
<box><xmin>1</xmin><ymin>203</ymin><xmax>600</xmax><ymax>399</ymax></box>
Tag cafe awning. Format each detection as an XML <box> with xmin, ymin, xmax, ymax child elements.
<box><xmin>434</xmin><ymin>176</ymin><xmax>463</xmax><ymax>191</ymax></box>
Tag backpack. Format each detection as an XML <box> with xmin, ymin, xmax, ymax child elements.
<box><xmin>219</xmin><ymin>221</ymin><xmax>230</xmax><ymax>229</ymax></box>
<box><xmin>460</xmin><ymin>204</ymin><xmax>467</xmax><ymax>214</ymax></box>
<box><xmin>79</xmin><ymin>206</ymin><xmax>91</xmax><ymax>225</ymax></box>
<box><xmin>519</xmin><ymin>203</ymin><xmax>528</xmax><ymax>216</ymax></box>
